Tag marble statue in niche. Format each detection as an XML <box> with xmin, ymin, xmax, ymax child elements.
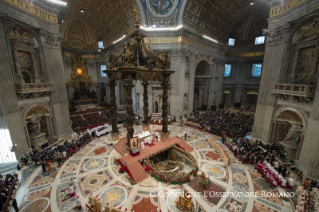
<box><xmin>281</xmin><ymin>123</ymin><xmax>302</xmax><ymax>148</ymax></box>
<box><xmin>27</xmin><ymin>114</ymin><xmax>43</xmax><ymax>135</ymax></box>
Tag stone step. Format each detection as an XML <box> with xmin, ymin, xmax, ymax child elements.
<box><xmin>0</xmin><ymin>161</ymin><xmax>19</xmax><ymax>176</ymax></box>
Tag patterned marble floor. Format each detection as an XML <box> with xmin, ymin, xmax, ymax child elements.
<box><xmin>15</xmin><ymin>123</ymin><xmax>295</xmax><ymax>212</ymax></box>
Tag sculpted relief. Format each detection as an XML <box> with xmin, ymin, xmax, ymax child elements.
<box><xmin>281</xmin><ymin>123</ymin><xmax>302</xmax><ymax>148</ymax></box>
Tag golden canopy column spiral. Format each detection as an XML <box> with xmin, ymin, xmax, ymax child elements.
<box><xmin>124</xmin><ymin>74</ymin><xmax>135</xmax><ymax>149</ymax></box>
<box><xmin>142</xmin><ymin>80</ymin><xmax>149</xmax><ymax>125</ymax></box>
<box><xmin>108</xmin><ymin>78</ymin><xmax>119</xmax><ymax>135</ymax></box>
<box><xmin>161</xmin><ymin>74</ymin><xmax>170</xmax><ymax>134</ymax></box>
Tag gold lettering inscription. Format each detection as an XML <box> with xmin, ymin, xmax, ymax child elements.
<box><xmin>4</xmin><ymin>0</ymin><xmax>58</xmax><ymax>23</ymax></box>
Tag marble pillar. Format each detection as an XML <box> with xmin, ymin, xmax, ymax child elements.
<box><xmin>252</xmin><ymin>37</ymin><xmax>289</xmax><ymax>142</ymax></box>
<box><xmin>0</xmin><ymin>22</ymin><xmax>27</xmax><ymax>160</ymax></box>
<box><xmin>41</xmin><ymin>30</ymin><xmax>71</xmax><ymax>137</ymax></box>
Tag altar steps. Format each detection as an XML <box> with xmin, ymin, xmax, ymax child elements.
<box><xmin>127</xmin><ymin>162</ymin><xmax>148</xmax><ymax>183</ymax></box>
<box><xmin>114</xmin><ymin>137</ymin><xmax>127</xmax><ymax>156</ymax></box>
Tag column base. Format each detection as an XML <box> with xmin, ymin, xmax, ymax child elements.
<box><xmin>160</xmin><ymin>132</ymin><xmax>170</xmax><ymax>141</ymax></box>
<box><xmin>111</xmin><ymin>132</ymin><xmax>120</xmax><ymax>141</ymax></box>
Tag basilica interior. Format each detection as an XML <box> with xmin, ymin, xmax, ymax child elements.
<box><xmin>1</xmin><ymin>0</ymin><xmax>319</xmax><ymax>212</ymax></box>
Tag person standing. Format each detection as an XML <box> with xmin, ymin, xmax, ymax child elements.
<box><xmin>69</xmin><ymin>184</ymin><xmax>75</xmax><ymax>197</ymax></box>
<box><xmin>41</xmin><ymin>161</ymin><xmax>46</xmax><ymax>173</ymax></box>
<box><xmin>76</xmin><ymin>196</ymin><xmax>82</xmax><ymax>210</ymax></box>
<box><xmin>12</xmin><ymin>199</ymin><xmax>19</xmax><ymax>212</ymax></box>
<box><xmin>47</xmin><ymin>161</ymin><xmax>51</xmax><ymax>173</ymax></box>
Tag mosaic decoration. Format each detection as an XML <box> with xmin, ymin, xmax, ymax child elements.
<box><xmin>59</xmin><ymin>197</ymin><xmax>77</xmax><ymax>211</ymax></box>
<box><xmin>24</xmin><ymin>188</ymin><xmax>51</xmax><ymax>201</ymax></box>
<box><xmin>16</xmin><ymin>123</ymin><xmax>296</xmax><ymax>212</ymax></box>
<box><xmin>99</xmin><ymin>186</ymin><xmax>127</xmax><ymax>207</ymax></box>
<box><xmin>40</xmin><ymin>166</ymin><xmax>58</xmax><ymax>178</ymax></box>
<box><xmin>20</xmin><ymin>198</ymin><xmax>50</xmax><ymax>212</ymax></box>
<box><xmin>19</xmin><ymin>165</ymin><xmax>38</xmax><ymax>189</ymax></box>
<box><xmin>60</xmin><ymin>173</ymin><xmax>73</xmax><ymax>180</ymax></box>
<box><xmin>166</xmin><ymin>195</ymin><xmax>196</xmax><ymax>212</ymax></box>
<box><xmin>57</xmin><ymin>182</ymin><xmax>71</xmax><ymax>190</ymax></box>
<box><xmin>141</xmin><ymin>0</ymin><xmax>183</xmax><ymax>27</ymax></box>
<box><xmin>29</xmin><ymin>177</ymin><xmax>54</xmax><ymax>188</ymax></box>
<box><xmin>193</xmin><ymin>141</ymin><xmax>210</xmax><ymax>149</ymax></box>
<box><xmin>219</xmin><ymin>197</ymin><xmax>248</xmax><ymax>212</ymax></box>
<box><xmin>131</xmin><ymin>197</ymin><xmax>158</xmax><ymax>212</ymax></box>
<box><xmin>232</xmin><ymin>182</ymin><xmax>249</xmax><ymax>192</ymax></box>
<box><xmin>255</xmin><ymin>201</ymin><xmax>280</xmax><ymax>212</ymax></box>
<box><xmin>233</xmin><ymin>173</ymin><xmax>248</xmax><ymax>183</ymax></box>
<box><xmin>83</xmin><ymin>158</ymin><xmax>105</xmax><ymax>171</ymax></box>
<box><xmin>81</xmin><ymin>173</ymin><xmax>107</xmax><ymax>191</ymax></box>
<box><xmin>254</xmin><ymin>178</ymin><xmax>275</xmax><ymax>192</ymax></box>
<box><xmin>203</xmin><ymin>164</ymin><xmax>226</xmax><ymax>178</ymax></box>
<box><xmin>255</xmin><ymin>190</ymin><xmax>283</xmax><ymax>206</ymax></box>
<box><xmin>63</xmin><ymin>164</ymin><xmax>77</xmax><ymax>173</ymax></box>
<box><xmin>231</xmin><ymin>165</ymin><xmax>245</xmax><ymax>173</ymax></box>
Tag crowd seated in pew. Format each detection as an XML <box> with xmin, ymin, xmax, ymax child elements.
<box><xmin>20</xmin><ymin>132</ymin><xmax>93</xmax><ymax>170</ymax></box>
<box><xmin>0</xmin><ymin>173</ymin><xmax>19</xmax><ymax>212</ymax></box>
<box><xmin>188</xmin><ymin>110</ymin><xmax>254</xmax><ymax>138</ymax></box>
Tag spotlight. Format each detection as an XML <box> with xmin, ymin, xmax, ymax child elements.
<box><xmin>203</xmin><ymin>35</ymin><xmax>218</xmax><ymax>43</ymax></box>
<box><xmin>47</xmin><ymin>0</ymin><xmax>67</xmax><ymax>6</ymax></box>
<box><xmin>80</xmin><ymin>9</ymin><xmax>84</xmax><ymax>13</ymax></box>
<box><xmin>250</xmin><ymin>2</ymin><xmax>254</xmax><ymax>5</ymax></box>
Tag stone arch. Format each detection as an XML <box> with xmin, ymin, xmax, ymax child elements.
<box><xmin>273</xmin><ymin>106</ymin><xmax>308</xmax><ymax>131</ymax></box>
<box><xmin>5</xmin><ymin>25</ymin><xmax>41</xmax><ymax>46</ymax></box>
<box><xmin>21</xmin><ymin>103</ymin><xmax>51</xmax><ymax>121</ymax></box>
<box><xmin>290</xmin><ymin>16</ymin><xmax>319</xmax><ymax>43</ymax></box>
<box><xmin>195</xmin><ymin>60</ymin><xmax>211</xmax><ymax>76</ymax></box>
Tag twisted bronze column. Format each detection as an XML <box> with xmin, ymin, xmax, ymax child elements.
<box><xmin>161</xmin><ymin>75</ymin><xmax>170</xmax><ymax>134</ymax></box>
<box><xmin>109</xmin><ymin>79</ymin><xmax>119</xmax><ymax>133</ymax></box>
<box><xmin>142</xmin><ymin>80</ymin><xmax>149</xmax><ymax>125</ymax></box>
<box><xmin>124</xmin><ymin>75</ymin><xmax>135</xmax><ymax>143</ymax></box>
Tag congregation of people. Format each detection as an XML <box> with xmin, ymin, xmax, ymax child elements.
<box><xmin>188</xmin><ymin>110</ymin><xmax>254</xmax><ymax>139</ymax></box>
<box><xmin>71</xmin><ymin>111</ymin><xmax>127</xmax><ymax>130</ymax></box>
<box><xmin>20</xmin><ymin>132</ymin><xmax>92</xmax><ymax>172</ymax></box>
<box><xmin>0</xmin><ymin>173</ymin><xmax>18</xmax><ymax>212</ymax></box>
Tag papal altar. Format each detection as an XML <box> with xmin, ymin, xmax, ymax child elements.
<box><xmin>150</xmin><ymin>113</ymin><xmax>171</xmax><ymax>125</ymax></box>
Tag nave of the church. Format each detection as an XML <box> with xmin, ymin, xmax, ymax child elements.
<box><xmin>1</xmin><ymin>0</ymin><xmax>319</xmax><ymax>212</ymax></box>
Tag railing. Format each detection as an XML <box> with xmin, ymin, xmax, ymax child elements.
<box><xmin>278</xmin><ymin>78</ymin><xmax>316</xmax><ymax>85</ymax></box>
<box><xmin>2</xmin><ymin>175</ymin><xmax>19</xmax><ymax>212</ymax></box>
<box><xmin>15</xmin><ymin>83</ymin><xmax>54</xmax><ymax>93</ymax></box>
<box><xmin>272</xmin><ymin>84</ymin><xmax>316</xmax><ymax>98</ymax></box>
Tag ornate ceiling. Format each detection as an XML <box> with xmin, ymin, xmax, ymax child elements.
<box><xmin>60</xmin><ymin>0</ymin><xmax>269</xmax><ymax>50</ymax></box>
<box><xmin>60</xmin><ymin>0</ymin><xmax>140</xmax><ymax>50</ymax></box>
<box><xmin>183</xmin><ymin>0</ymin><xmax>269</xmax><ymax>43</ymax></box>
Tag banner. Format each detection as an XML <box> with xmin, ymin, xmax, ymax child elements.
<box><xmin>4</xmin><ymin>0</ymin><xmax>58</xmax><ymax>23</ymax></box>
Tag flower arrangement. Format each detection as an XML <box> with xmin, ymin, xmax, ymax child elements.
<box><xmin>119</xmin><ymin>167</ymin><xmax>125</xmax><ymax>173</ymax></box>
<box><xmin>193</xmin><ymin>171</ymin><xmax>197</xmax><ymax>177</ymax></box>
<box><xmin>145</xmin><ymin>165</ymin><xmax>151</xmax><ymax>171</ymax></box>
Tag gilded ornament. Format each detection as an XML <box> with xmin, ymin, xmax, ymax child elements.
<box><xmin>68</xmin><ymin>56</ymin><xmax>95</xmax><ymax>91</ymax></box>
